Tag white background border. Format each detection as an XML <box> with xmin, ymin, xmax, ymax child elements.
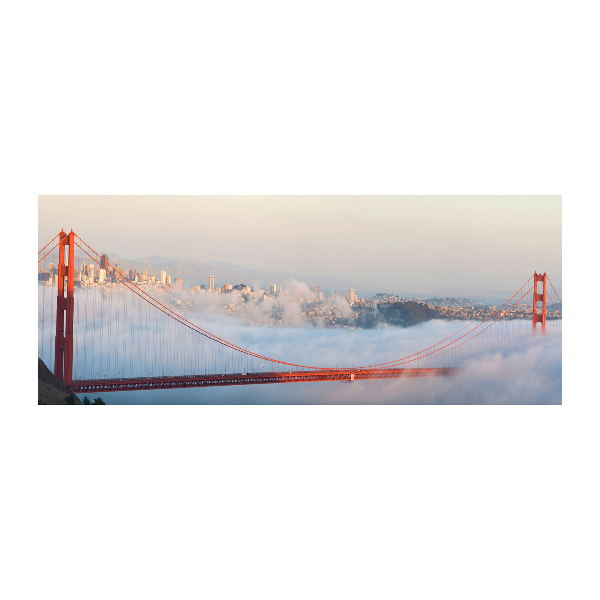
<box><xmin>3</xmin><ymin>1</ymin><xmax>598</xmax><ymax>599</ymax></box>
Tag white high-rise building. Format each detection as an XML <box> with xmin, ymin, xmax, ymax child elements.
<box><xmin>209</xmin><ymin>275</ymin><xmax>215</xmax><ymax>291</ymax></box>
<box><xmin>161</xmin><ymin>271</ymin><xmax>167</xmax><ymax>285</ymax></box>
<box><xmin>270</xmin><ymin>284</ymin><xmax>277</xmax><ymax>294</ymax></box>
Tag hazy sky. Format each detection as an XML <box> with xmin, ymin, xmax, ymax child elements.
<box><xmin>38</xmin><ymin>196</ymin><xmax>561</xmax><ymax>298</ymax></box>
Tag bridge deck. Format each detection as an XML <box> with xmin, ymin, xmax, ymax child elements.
<box><xmin>71</xmin><ymin>367</ymin><xmax>460</xmax><ymax>393</ymax></box>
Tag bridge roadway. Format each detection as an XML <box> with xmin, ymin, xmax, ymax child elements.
<box><xmin>71</xmin><ymin>367</ymin><xmax>461</xmax><ymax>393</ymax></box>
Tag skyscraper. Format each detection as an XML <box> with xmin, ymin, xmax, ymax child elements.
<box><xmin>161</xmin><ymin>271</ymin><xmax>167</xmax><ymax>286</ymax></box>
<box><xmin>100</xmin><ymin>253</ymin><xmax>115</xmax><ymax>282</ymax></box>
<box><xmin>209</xmin><ymin>275</ymin><xmax>215</xmax><ymax>291</ymax></box>
<box><xmin>349</xmin><ymin>289</ymin><xmax>356</xmax><ymax>303</ymax></box>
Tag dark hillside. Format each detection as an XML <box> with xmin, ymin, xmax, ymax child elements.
<box><xmin>357</xmin><ymin>301</ymin><xmax>445</xmax><ymax>329</ymax></box>
<box><xmin>38</xmin><ymin>358</ymin><xmax>81</xmax><ymax>405</ymax></box>
<box><xmin>378</xmin><ymin>301</ymin><xmax>443</xmax><ymax>327</ymax></box>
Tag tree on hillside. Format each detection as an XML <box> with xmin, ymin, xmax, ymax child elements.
<box><xmin>81</xmin><ymin>396</ymin><xmax>105</xmax><ymax>405</ymax></box>
<box><xmin>65</xmin><ymin>393</ymin><xmax>78</xmax><ymax>404</ymax></box>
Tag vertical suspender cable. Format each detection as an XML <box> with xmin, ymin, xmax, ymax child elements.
<box><xmin>41</xmin><ymin>259</ymin><xmax>45</xmax><ymax>363</ymax></box>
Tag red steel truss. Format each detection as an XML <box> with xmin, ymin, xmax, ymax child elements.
<box><xmin>71</xmin><ymin>367</ymin><xmax>461</xmax><ymax>393</ymax></box>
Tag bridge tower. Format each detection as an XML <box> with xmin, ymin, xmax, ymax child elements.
<box><xmin>532</xmin><ymin>271</ymin><xmax>547</xmax><ymax>332</ymax></box>
<box><xmin>54</xmin><ymin>230</ymin><xmax>75</xmax><ymax>385</ymax></box>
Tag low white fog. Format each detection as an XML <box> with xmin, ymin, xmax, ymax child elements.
<box><xmin>38</xmin><ymin>282</ymin><xmax>561</xmax><ymax>404</ymax></box>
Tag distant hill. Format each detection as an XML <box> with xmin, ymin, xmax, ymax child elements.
<box><xmin>107</xmin><ymin>254</ymin><xmax>356</xmax><ymax>292</ymax></box>
<box><xmin>38</xmin><ymin>358</ymin><xmax>81</xmax><ymax>405</ymax></box>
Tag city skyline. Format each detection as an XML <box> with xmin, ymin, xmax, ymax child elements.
<box><xmin>39</xmin><ymin>247</ymin><xmax>561</xmax><ymax>333</ymax></box>
<box><xmin>39</xmin><ymin>246</ymin><xmax>562</xmax><ymax>313</ymax></box>
<box><xmin>38</xmin><ymin>196</ymin><xmax>562</xmax><ymax>299</ymax></box>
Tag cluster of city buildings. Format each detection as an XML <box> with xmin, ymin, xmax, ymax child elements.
<box><xmin>38</xmin><ymin>255</ymin><xmax>361</xmax><ymax>304</ymax></box>
<box><xmin>421</xmin><ymin>302</ymin><xmax>556</xmax><ymax>321</ymax></box>
<box><xmin>38</xmin><ymin>255</ymin><xmax>188</xmax><ymax>290</ymax></box>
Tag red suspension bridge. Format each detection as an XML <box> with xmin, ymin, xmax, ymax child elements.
<box><xmin>38</xmin><ymin>230</ymin><xmax>562</xmax><ymax>394</ymax></box>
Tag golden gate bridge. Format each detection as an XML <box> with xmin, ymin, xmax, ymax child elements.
<box><xmin>38</xmin><ymin>230</ymin><xmax>562</xmax><ymax>394</ymax></box>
